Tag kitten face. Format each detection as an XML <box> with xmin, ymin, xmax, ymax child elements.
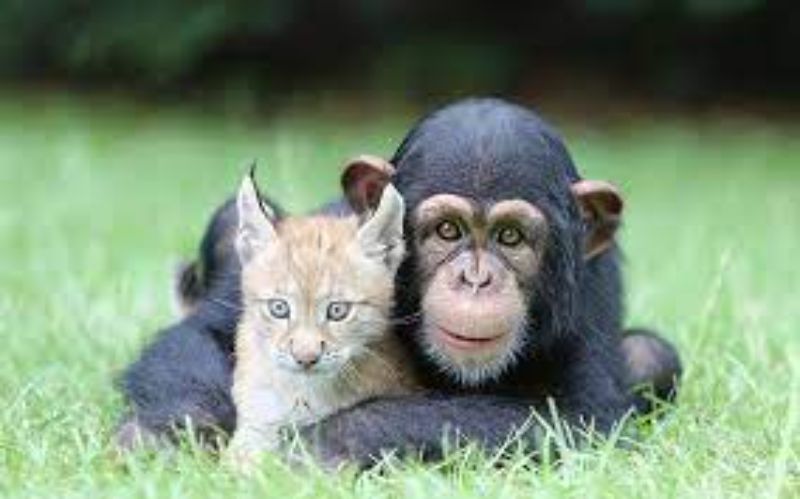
<box><xmin>241</xmin><ymin>216</ymin><xmax>396</xmax><ymax>377</ymax></box>
<box><xmin>235</xmin><ymin>173</ymin><xmax>405</xmax><ymax>381</ymax></box>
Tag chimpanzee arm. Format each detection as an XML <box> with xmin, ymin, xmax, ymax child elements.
<box><xmin>556</xmin><ymin>353</ymin><xmax>634</xmax><ymax>434</ymax></box>
<box><xmin>302</xmin><ymin>344</ymin><xmax>633</xmax><ymax>468</ymax></box>
<box><xmin>621</xmin><ymin>328</ymin><xmax>683</xmax><ymax>414</ymax></box>
<box><xmin>301</xmin><ymin>394</ymin><xmax>544</xmax><ymax>467</ymax></box>
<box><xmin>116</xmin><ymin>306</ymin><xmax>238</xmax><ymax>448</ymax></box>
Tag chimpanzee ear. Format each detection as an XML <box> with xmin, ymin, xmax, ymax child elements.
<box><xmin>357</xmin><ymin>183</ymin><xmax>405</xmax><ymax>271</ymax></box>
<box><xmin>342</xmin><ymin>155</ymin><xmax>396</xmax><ymax>215</ymax></box>
<box><xmin>571</xmin><ymin>180</ymin><xmax>624</xmax><ymax>260</ymax></box>
<box><xmin>235</xmin><ymin>168</ymin><xmax>278</xmax><ymax>265</ymax></box>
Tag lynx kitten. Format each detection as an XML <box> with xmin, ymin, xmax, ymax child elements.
<box><xmin>226</xmin><ymin>171</ymin><xmax>417</xmax><ymax>471</ymax></box>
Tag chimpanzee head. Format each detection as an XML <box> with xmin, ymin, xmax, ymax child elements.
<box><xmin>343</xmin><ymin>98</ymin><xmax>623</xmax><ymax>386</ymax></box>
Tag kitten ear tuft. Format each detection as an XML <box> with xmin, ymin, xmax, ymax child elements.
<box><xmin>236</xmin><ymin>167</ymin><xmax>278</xmax><ymax>264</ymax></box>
<box><xmin>356</xmin><ymin>183</ymin><xmax>405</xmax><ymax>271</ymax></box>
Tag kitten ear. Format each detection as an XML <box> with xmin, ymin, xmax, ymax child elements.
<box><xmin>236</xmin><ymin>169</ymin><xmax>278</xmax><ymax>265</ymax></box>
<box><xmin>356</xmin><ymin>183</ymin><xmax>405</xmax><ymax>271</ymax></box>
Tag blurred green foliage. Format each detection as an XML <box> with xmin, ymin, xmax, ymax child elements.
<box><xmin>0</xmin><ymin>0</ymin><xmax>796</xmax><ymax>100</ymax></box>
<box><xmin>0</xmin><ymin>0</ymin><xmax>290</xmax><ymax>82</ymax></box>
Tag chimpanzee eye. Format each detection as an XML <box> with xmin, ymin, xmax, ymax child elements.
<box><xmin>266</xmin><ymin>299</ymin><xmax>291</xmax><ymax>319</ymax></box>
<box><xmin>435</xmin><ymin>220</ymin><xmax>462</xmax><ymax>241</ymax></box>
<box><xmin>326</xmin><ymin>301</ymin><xmax>352</xmax><ymax>321</ymax></box>
<box><xmin>496</xmin><ymin>226</ymin><xmax>524</xmax><ymax>247</ymax></box>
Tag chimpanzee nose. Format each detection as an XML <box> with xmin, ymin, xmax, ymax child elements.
<box><xmin>460</xmin><ymin>266</ymin><xmax>493</xmax><ymax>291</ymax></box>
<box><xmin>289</xmin><ymin>339</ymin><xmax>324</xmax><ymax>368</ymax></box>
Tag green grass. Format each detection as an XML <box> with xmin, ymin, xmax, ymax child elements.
<box><xmin>1</xmin><ymin>93</ymin><xmax>798</xmax><ymax>498</ymax></box>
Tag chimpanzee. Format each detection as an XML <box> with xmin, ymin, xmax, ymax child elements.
<box><xmin>117</xmin><ymin>98</ymin><xmax>681</xmax><ymax>463</ymax></box>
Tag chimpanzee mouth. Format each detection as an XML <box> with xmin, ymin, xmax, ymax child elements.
<box><xmin>425</xmin><ymin>323</ymin><xmax>524</xmax><ymax>387</ymax></box>
<box><xmin>435</xmin><ymin>326</ymin><xmax>506</xmax><ymax>350</ymax></box>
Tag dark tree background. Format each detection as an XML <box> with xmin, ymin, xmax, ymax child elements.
<box><xmin>1</xmin><ymin>0</ymin><xmax>797</xmax><ymax>104</ymax></box>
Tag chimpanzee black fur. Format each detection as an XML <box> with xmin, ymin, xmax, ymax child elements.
<box><xmin>117</xmin><ymin>198</ymin><xmax>281</xmax><ymax>445</ymax></box>
<box><xmin>117</xmin><ymin>98</ymin><xmax>681</xmax><ymax>461</ymax></box>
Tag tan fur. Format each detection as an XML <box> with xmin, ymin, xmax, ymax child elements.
<box><xmin>227</xmin><ymin>214</ymin><xmax>417</xmax><ymax>471</ymax></box>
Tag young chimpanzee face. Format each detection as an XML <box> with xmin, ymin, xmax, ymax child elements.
<box><xmin>342</xmin><ymin>145</ymin><xmax>622</xmax><ymax>386</ymax></box>
<box><xmin>412</xmin><ymin>194</ymin><xmax>548</xmax><ymax>385</ymax></box>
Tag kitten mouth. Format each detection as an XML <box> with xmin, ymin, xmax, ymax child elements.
<box><xmin>276</xmin><ymin>359</ymin><xmax>326</xmax><ymax>376</ymax></box>
<box><xmin>291</xmin><ymin>367</ymin><xmax>322</xmax><ymax>375</ymax></box>
<box><xmin>288</xmin><ymin>365</ymin><xmax>330</xmax><ymax>376</ymax></box>
<box><xmin>435</xmin><ymin>326</ymin><xmax>506</xmax><ymax>350</ymax></box>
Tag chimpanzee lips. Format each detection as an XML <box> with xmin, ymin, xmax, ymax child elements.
<box><xmin>435</xmin><ymin>325</ymin><xmax>506</xmax><ymax>351</ymax></box>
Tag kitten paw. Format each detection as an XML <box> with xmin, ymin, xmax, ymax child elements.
<box><xmin>224</xmin><ymin>447</ymin><xmax>264</xmax><ymax>475</ymax></box>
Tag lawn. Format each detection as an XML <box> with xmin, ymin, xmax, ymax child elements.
<box><xmin>1</xmin><ymin>93</ymin><xmax>798</xmax><ymax>498</ymax></box>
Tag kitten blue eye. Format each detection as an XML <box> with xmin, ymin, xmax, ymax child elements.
<box><xmin>326</xmin><ymin>302</ymin><xmax>352</xmax><ymax>321</ymax></box>
<box><xmin>266</xmin><ymin>299</ymin><xmax>291</xmax><ymax>319</ymax></box>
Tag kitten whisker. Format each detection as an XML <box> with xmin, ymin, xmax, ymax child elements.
<box><xmin>389</xmin><ymin>312</ymin><xmax>423</xmax><ymax>326</ymax></box>
<box><xmin>340</xmin><ymin>361</ymin><xmax>367</xmax><ymax>390</ymax></box>
<box><xmin>358</xmin><ymin>347</ymin><xmax>403</xmax><ymax>383</ymax></box>
<box><xmin>206</xmin><ymin>297</ymin><xmax>243</xmax><ymax>312</ymax></box>
<box><xmin>356</xmin><ymin>312</ymin><xmax>423</xmax><ymax>329</ymax></box>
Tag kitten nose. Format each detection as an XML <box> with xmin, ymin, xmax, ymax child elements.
<box><xmin>289</xmin><ymin>338</ymin><xmax>324</xmax><ymax>368</ymax></box>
